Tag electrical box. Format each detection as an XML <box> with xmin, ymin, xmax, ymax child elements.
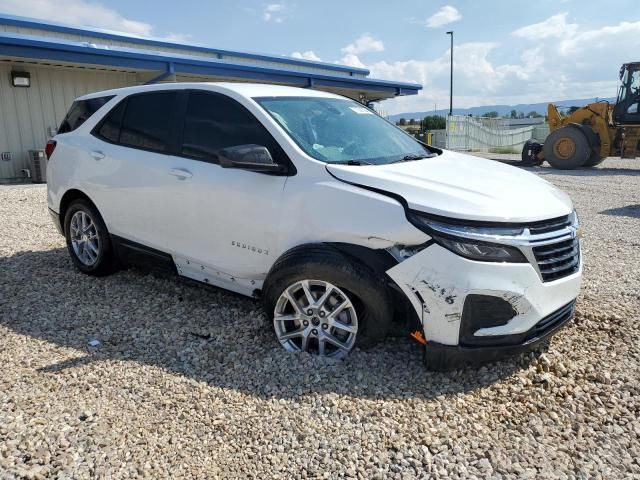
<box><xmin>28</xmin><ymin>150</ymin><xmax>47</xmax><ymax>183</ymax></box>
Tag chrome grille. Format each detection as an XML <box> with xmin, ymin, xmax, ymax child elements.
<box><xmin>528</xmin><ymin>216</ymin><xmax>580</xmax><ymax>282</ymax></box>
<box><xmin>528</xmin><ymin>215</ymin><xmax>572</xmax><ymax>235</ymax></box>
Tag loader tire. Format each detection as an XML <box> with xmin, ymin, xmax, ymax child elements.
<box><xmin>584</xmin><ymin>151</ymin><xmax>606</xmax><ymax>167</ymax></box>
<box><xmin>543</xmin><ymin>127</ymin><xmax>590</xmax><ymax>170</ymax></box>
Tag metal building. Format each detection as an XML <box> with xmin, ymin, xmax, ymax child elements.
<box><xmin>0</xmin><ymin>14</ymin><xmax>421</xmax><ymax>182</ymax></box>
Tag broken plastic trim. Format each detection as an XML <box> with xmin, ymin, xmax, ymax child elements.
<box><xmin>386</xmin><ymin>240</ymin><xmax>434</xmax><ymax>262</ymax></box>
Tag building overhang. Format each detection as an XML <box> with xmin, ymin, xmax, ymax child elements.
<box><xmin>0</xmin><ymin>32</ymin><xmax>422</xmax><ymax>102</ymax></box>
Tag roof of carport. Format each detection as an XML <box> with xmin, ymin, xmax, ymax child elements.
<box><xmin>0</xmin><ymin>32</ymin><xmax>421</xmax><ymax>101</ymax></box>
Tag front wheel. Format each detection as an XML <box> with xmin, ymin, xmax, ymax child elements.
<box><xmin>521</xmin><ymin>140</ymin><xmax>544</xmax><ymax>166</ymax></box>
<box><xmin>543</xmin><ymin>127</ymin><xmax>590</xmax><ymax>170</ymax></box>
<box><xmin>263</xmin><ymin>245</ymin><xmax>392</xmax><ymax>359</ymax></box>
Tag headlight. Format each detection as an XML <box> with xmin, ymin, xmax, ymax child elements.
<box><xmin>408</xmin><ymin>211</ymin><xmax>527</xmax><ymax>263</ymax></box>
<box><xmin>434</xmin><ymin>236</ymin><xmax>527</xmax><ymax>262</ymax></box>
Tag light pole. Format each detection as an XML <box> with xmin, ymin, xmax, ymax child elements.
<box><xmin>446</xmin><ymin>31</ymin><xmax>453</xmax><ymax>117</ymax></box>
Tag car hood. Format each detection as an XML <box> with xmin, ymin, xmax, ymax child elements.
<box><xmin>326</xmin><ymin>150</ymin><xmax>573</xmax><ymax>223</ymax></box>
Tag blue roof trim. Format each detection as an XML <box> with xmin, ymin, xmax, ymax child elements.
<box><xmin>0</xmin><ymin>13</ymin><xmax>371</xmax><ymax>77</ymax></box>
<box><xmin>0</xmin><ymin>32</ymin><xmax>422</xmax><ymax>97</ymax></box>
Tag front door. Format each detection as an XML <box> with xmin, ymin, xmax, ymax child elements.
<box><xmin>160</xmin><ymin>89</ymin><xmax>290</xmax><ymax>290</ymax></box>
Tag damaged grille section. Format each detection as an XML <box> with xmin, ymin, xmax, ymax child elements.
<box><xmin>533</xmin><ymin>237</ymin><xmax>580</xmax><ymax>282</ymax></box>
<box><xmin>527</xmin><ymin>215</ymin><xmax>580</xmax><ymax>282</ymax></box>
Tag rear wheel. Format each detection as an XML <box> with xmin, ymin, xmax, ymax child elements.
<box><xmin>64</xmin><ymin>199</ymin><xmax>115</xmax><ymax>276</ymax></box>
<box><xmin>543</xmin><ymin>127</ymin><xmax>590</xmax><ymax>170</ymax></box>
<box><xmin>584</xmin><ymin>150</ymin><xmax>606</xmax><ymax>167</ymax></box>
<box><xmin>263</xmin><ymin>245</ymin><xmax>392</xmax><ymax>359</ymax></box>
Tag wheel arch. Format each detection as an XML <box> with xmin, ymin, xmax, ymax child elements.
<box><xmin>265</xmin><ymin>242</ymin><xmax>420</xmax><ymax>334</ymax></box>
<box><xmin>58</xmin><ymin>189</ymin><xmax>99</xmax><ymax>234</ymax></box>
<box><xmin>268</xmin><ymin>242</ymin><xmax>398</xmax><ymax>281</ymax></box>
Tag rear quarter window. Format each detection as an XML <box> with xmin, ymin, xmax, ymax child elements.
<box><xmin>58</xmin><ymin>95</ymin><xmax>115</xmax><ymax>134</ymax></box>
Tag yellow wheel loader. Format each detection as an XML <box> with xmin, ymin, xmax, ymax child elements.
<box><xmin>522</xmin><ymin>62</ymin><xmax>640</xmax><ymax>169</ymax></box>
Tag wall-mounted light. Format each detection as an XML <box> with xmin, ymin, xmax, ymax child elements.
<box><xmin>11</xmin><ymin>71</ymin><xmax>31</xmax><ymax>88</ymax></box>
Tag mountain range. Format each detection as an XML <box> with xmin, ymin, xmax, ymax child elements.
<box><xmin>388</xmin><ymin>97</ymin><xmax>616</xmax><ymax>122</ymax></box>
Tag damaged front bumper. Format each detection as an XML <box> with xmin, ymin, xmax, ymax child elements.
<box><xmin>386</xmin><ymin>242</ymin><xmax>582</xmax><ymax>367</ymax></box>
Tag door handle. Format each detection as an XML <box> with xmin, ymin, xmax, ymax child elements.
<box><xmin>169</xmin><ymin>168</ymin><xmax>193</xmax><ymax>180</ymax></box>
<box><xmin>90</xmin><ymin>150</ymin><xmax>105</xmax><ymax>160</ymax></box>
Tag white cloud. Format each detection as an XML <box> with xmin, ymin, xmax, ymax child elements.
<box><xmin>291</xmin><ymin>50</ymin><xmax>322</xmax><ymax>62</ymax></box>
<box><xmin>263</xmin><ymin>3</ymin><xmax>286</xmax><ymax>23</ymax></box>
<box><xmin>425</xmin><ymin>5</ymin><xmax>462</xmax><ymax>28</ymax></box>
<box><xmin>341</xmin><ymin>34</ymin><xmax>384</xmax><ymax>55</ymax></box>
<box><xmin>374</xmin><ymin>13</ymin><xmax>640</xmax><ymax>114</ymax></box>
<box><xmin>512</xmin><ymin>12</ymin><xmax>577</xmax><ymax>40</ymax></box>
<box><xmin>338</xmin><ymin>53</ymin><xmax>367</xmax><ymax>69</ymax></box>
<box><xmin>0</xmin><ymin>0</ymin><xmax>156</xmax><ymax>37</ymax></box>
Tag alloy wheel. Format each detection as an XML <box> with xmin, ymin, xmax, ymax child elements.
<box><xmin>273</xmin><ymin>279</ymin><xmax>358</xmax><ymax>358</ymax></box>
<box><xmin>69</xmin><ymin>210</ymin><xmax>100</xmax><ymax>266</ymax></box>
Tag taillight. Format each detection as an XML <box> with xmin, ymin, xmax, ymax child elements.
<box><xmin>45</xmin><ymin>140</ymin><xmax>57</xmax><ymax>160</ymax></box>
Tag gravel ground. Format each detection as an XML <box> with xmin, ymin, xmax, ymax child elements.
<box><xmin>1</xmin><ymin>158</ymin><xmax>639</xmax><ymax>479</ymax></box>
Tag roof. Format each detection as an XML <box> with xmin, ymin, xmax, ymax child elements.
<box><xmin>79</xmin><ymin>82</ymin><xmax>345</xmax><ymax>101</ymax></box>
<box><xmin>0</xmin><ymin>13</ymin><xmax>369</xmax><ymax>77</ymax></box>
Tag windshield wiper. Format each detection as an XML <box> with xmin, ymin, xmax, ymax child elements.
<box><xmin>391</xmin><ymin>154</ymin><xmax>436</xmax><ymax>164</ymax></box>
<box><xmin>329</xmin><ymin>159</ymin><xmax>372</xmax><ymax>166</ymax></box>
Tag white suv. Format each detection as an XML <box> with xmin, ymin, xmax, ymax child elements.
<box><xmin>46</xmin><ymin>83</ymin><xmax>582</xmax><ymax>369</ymax></box>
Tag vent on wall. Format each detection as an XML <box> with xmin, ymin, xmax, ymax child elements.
<box><xmin>28</xmin><ymin>150</ymin><xmax>47</xmax><ymax>183</ymax></box>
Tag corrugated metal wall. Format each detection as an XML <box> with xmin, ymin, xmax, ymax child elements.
<box><xmin>0</xmin><ymin>64</ymin><xmax>136</xmax><ymax>180</ymax></box>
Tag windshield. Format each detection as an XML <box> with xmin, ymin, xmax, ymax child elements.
<box><xmin>254</xmin><ymin>96</ymin><xmax>434</xmax><ymax>165</ymax></box>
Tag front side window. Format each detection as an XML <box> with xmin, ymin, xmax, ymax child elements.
<box><xmin>181</xmin><ymin>90</ymin><xmax>284</xmax><ymax>164</ymax></box>
<box><xmin>255</xmin><ymin>96</ymin><xmax>434</xmax><ymax>165</ymax></box>
<box><xmin>59</xmin><ymin>95</ymin><xmax>114</xmax><ymax>133</ymax></box>
<box><xmin>119</xmin><ymin>92</ymin><xmax>178</xmax><ymax>152</ymax></box>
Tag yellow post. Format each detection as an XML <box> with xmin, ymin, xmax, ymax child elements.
<box><xmin>427</xmin><ymin>132</ymin><xmax>433</xmax><ymax>145</ymax></box>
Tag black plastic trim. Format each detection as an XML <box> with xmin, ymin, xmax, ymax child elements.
<box><xmin>424</xmin><ymin>300</ymin><xmax>576</xmax><ymax>370</ymax></box>
<box><xmin>459</xmin><ymin>295</ymin><xmax>518</xmax><ymax>345</ymax></box>
<box><xmin>48</xmin><ymin>207</ymin><xmax>63</xmax><ymax>236</ymax></box>
<box><xmin>111</xmin><ymin>235</ymin><xmax>177</xmax><ymax>274</ymax></box>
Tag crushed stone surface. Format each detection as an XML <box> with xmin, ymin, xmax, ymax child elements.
<box><xmin>0</xmin><ymin>158</ymin><xmax>638</xmax><ymax>479</ymax></box>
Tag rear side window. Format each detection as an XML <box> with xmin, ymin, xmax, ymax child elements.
<box><xmin>181</xmin><ymin>90</ymin><xmax>285</xmax><ymax>164</ymax></box>
<box><xmin>58</xmin><ymin>95</ymin><xmax>114</xmax><ymax>133</ymax></box>
<box><xmin>119</xmin><ymin>92</ymin><xmax>178</xmax><ymax>152</ymax></box>
<box><xmin>95</xmin><ymin>101</ymin><xmax>126</xmax><ymax>143</ymax></box>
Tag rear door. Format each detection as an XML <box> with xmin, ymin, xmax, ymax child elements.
<box><xmin>89</xmin><ymin>90</ymin><xmax>187</xmax><ymax>250</ymax></box>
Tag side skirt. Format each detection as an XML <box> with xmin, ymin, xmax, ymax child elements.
<box><xmin>110</xmin><ymin>235</ymin><xmax>261</xmax><ymax>297</ymax></box>
<box><xmin>111</xmin><ymin>235</ymin><xmax>177</xmax><ymax>274</ymax></box>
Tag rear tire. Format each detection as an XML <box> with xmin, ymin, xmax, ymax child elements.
<box><xmin>543</xmin><ymin>127</ymin><xmax>590</xmax><ymax>170</ymax></box>
<box><xmin>64</xmin><ymin>199</ymin><xmax>115</xmax><ymax>276</ymax></box>
<box><xmin>263</xmin><ymin>244</ymin><xmax>392</xmax><ymax>358</ymax></box>
<box><xmin>584</xmin><ymin>151</ymin><xmax>606</xmax><ymax>167</ymax></box>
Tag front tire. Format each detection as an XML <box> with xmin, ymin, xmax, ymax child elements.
<box><xmin>521</xmin><ymin>140</ymin><xmax>543</xmax><ymax>166</ymax></box>
<box><xmin>263</xmin><ymin>245</ymin><xmax>392</xmax><ymax>358</ymax></box>
<box><xmin>64</xmin><ymin>199</ymin><xmax>115</xmax><ymax>276</ymax></box>
<box><xmin>543</xmin><ymin>127</ymin><xmax>590</xmax><ymax>170</ymax></box>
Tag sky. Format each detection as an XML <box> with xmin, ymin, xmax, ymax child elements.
<box><xmin>1</xmin><ymin>0</ymin><xmax>639</xmax><ymax>114</ymax></box>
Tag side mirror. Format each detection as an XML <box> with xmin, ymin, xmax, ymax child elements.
<box><xmin>218</xmin><ymin>144</ymin><xmax>286</xmax><ymax>173</ymax></box>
